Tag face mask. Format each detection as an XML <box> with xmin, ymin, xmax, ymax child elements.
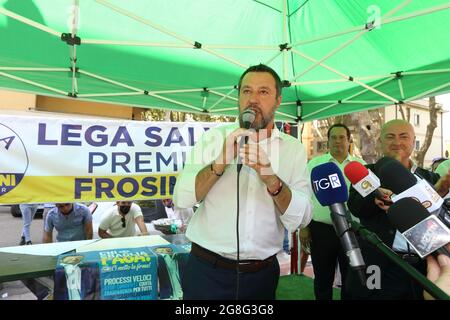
<box><xmin>119</xmin><ymin>206</ymin><xmax>131</xmax><ymax>215</ymax></box>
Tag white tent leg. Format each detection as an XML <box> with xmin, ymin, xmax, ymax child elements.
<box><xmin>0</xmin><ymin>72</ymin><xmax>67</xmax><ymax>96</ymax></box>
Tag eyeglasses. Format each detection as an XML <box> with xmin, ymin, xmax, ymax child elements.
<box><xmin>121</xmin><ymin>217</ymin><xmax>126</xmax><ymax>228</ymax></box>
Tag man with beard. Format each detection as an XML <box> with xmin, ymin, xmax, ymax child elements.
<box><xmin>98</xmin><ymin>201</ymin><xmax>148</xmax><ymax>238</ymax></box>
<box><xmin>44</xmin><ymin>203</ymin><xmax>93</xmax><ymax>243</ymax></box>
<box><xmin>174</xmin><ymin>64</ymin><xmax>312</xmax><ymax>299</ymax></box>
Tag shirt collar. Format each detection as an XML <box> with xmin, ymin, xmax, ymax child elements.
<box><xmin>326</xmin><ymin>152</ymin><xmax>353</xmax><ymax>165</ymax></box>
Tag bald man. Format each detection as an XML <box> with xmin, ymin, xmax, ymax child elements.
<box><xmin>346</xmin><ymin>119</ymin><xmax>450</xmax><ymax>300</ymax></box>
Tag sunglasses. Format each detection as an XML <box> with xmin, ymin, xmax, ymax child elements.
<box><xmin>121</xmin><ymin>217</ymin><xmax>126</xmax><ymax>228</ymax></box>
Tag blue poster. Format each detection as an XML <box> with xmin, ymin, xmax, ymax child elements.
<box><xmin>54</xmin><ymin>247</ymin><xmax>158</xmax><ymax>300</ymax></box>
<box><xmin>150</xmin><ymin>244</ymin><xmax>190</xmax><ymax>300</ymax></box>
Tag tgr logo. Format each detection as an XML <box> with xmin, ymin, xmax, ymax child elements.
<box><xmin>0</xmin><ymin>123</ymin><xmax>28</xmax><ymax>196</ymax></box>
<box><xmin>313</xmin><ymin>173</ymin><xmax>342</xmax><ymax>190</ymax></box>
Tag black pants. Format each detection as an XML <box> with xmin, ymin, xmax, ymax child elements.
<box><xmin>182</xmin><ymin>253</ymin><xmax>280</xmax><ymax>300</ymax></box>
<box><xmin>309</xmin><ymin>220</ymin><xmax>349</xmax><ymax>300</ymax></box>
<box><xmin>346</xmin><ymin>256</ymin><xmax>427</xmax><ymax>300</ymax></box>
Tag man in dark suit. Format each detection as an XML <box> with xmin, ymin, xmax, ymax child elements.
<box><xmin>54</xmin><ymin>255</ymin><xmax>100</xmax><ymax>300</ymax></box>
<box><xmin>346</xmin><ymin>119</ymin><xmax>450</xmax><ymax>299</ymax></box>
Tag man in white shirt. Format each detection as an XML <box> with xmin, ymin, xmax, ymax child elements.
<box><xmin>98</xmin><ymin>201</ymin><xmax>148</xmax><ymax>238</ymax></box>
<box><xmin>300</xmin><ymin>124</ymin><xmax>365</xmax><ymax>300</ymax></box>
<box><xmin>174</xmin><ymin>64</ymin><xmax>312</xmax><ymax>300</ymax></box>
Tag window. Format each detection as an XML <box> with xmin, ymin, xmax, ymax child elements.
<box><xmin>413</xmin><ymin>114</ymin><xmax>420</xmax><ymax>126</ymax></box>
<box><xmin>415</xmin><ymin>140</ymin><xmax>420</xmax><ymax>151</ymax></box>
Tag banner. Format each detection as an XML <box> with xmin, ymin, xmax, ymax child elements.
<box><xmin>0</xmin><ymin>114</ymin><xmax>220</xmax><ymax>204</ymax></box>
<box><xmin>54</xmin><ymin>247</ymin><xmax>158</xmax><ymax>300</ymax></box>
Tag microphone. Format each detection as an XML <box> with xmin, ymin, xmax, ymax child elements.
<box><xmin>237</xmin><ymin>109</ymin><xmax>256</xmax><ymax>173</ymax></box>
<box><xmin>311</xmin><ymin>162</ymin><xmax>366</xmax><ymax>284</ymax></box>
<box><xmin>387</xmin><ymin>197</ymin><xmax>450</xmax><ymax>258</ymax></box>
<box><xmin>435</xmin><ymin>159</ymin><xmax>450</xmax><ymax>180</ymax></box>
<box><xmin>378</xmin><ymin>159</ymin><xmax>449</xmax><ymax>227</ymax></box>
<box><xmin>344</xmin><ymin>161</ymin><xmax>390</xmax><ymax>203</ymax></box>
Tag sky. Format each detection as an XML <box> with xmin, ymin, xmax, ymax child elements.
<box><xmin>436</xmin><ymin>93</ymin><xmax>450</xmax><ymax>143</ymax></box>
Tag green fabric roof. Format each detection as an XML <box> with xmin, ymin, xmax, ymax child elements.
<box><xmin>1</xmin><ymin>0</ymin><xmax>449</xmax><ymax>122</ymax></box>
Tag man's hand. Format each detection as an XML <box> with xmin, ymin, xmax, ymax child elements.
<box><xmin>239</xmin><ymin>143</ymin><xmax>275</xmax><ymax>183</ymax></box>
<box><xmin>424</xmin><ymin>244</ymin><xmax>450</xmax><ymax>300</ymax></box>
<box><xmin>434</xmin><ymin>171</ymin><xmax>450</xmax><ymax>198</ymax></box>
<box><xmin>299</xmin><ymin>227</ymin><xmax>311</xmax><ymax>247</ymax></box>
<box><xmin>215</xmin><ymin>128</ymin><xmax>250</xmax><ymax>168</ymax></box>
<box><xmin>374</xmin><ymin>187</ymin><xmax>394</xmax><ymax>212</ymax></box>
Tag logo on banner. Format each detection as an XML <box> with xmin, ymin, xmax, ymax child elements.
<box><xmin>0</xmin><ymin>124</ymin><xmax>28</xmax><ymax>196</ymax></box>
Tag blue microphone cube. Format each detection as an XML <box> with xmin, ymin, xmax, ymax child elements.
<box><xmin>311</xmin><ymin>162</ymin><xmax>349</xmax><ymax>206</ymax></box>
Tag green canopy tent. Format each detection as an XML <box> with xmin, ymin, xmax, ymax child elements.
<box><xmin>1</xmin><ymin>0</ymin><xmax>449</xmax><ymax>122</ymax></box>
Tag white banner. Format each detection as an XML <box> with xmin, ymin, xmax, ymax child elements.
<box><xmin>0</xmin><ymin>114</ymin><xmax>220</xmax><ymax>204</ymax></box>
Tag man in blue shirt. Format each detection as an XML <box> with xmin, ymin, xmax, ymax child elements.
<box><xmin>43</xmin><ymin>203</ymin><xmax>93</xmax><ymax>243</ymax></box>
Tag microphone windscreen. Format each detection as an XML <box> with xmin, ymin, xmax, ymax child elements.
<box><xmin>344</xmin><ymin>161</ymin><xmax>369</xmax><ymax>185</ymax></box>
<box><xmin>435</xmin><ymin>159</ymin><xmax>450</xmax><ymax>178</ymax></box>
<box><xmin>240</xmin><ymin>109</ymin><xmax>256</xmax><ymax>129</ymax></box>
<box><xmin>374</xmin><ymin>156</ymin><xmax>396</xmax><ymax>173</ymax></box>
<box><xmin>387</xmin><ymin>197</ymin><xmax>429</xmax><ymax>232</ymax></box>
<box><xmin>311</xmin><ymin>162</ymin><xmax>348</xmax><ymax>206</ymax></box>
<box><xmin>378</xmin><ymin>159</ymin><xmax>416</xmax><ymax>194</ymax></box>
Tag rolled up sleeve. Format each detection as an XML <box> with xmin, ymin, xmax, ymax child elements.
<box><xmin>279</xmin><ymin>146</ymin><xmax>313</xmax><ymax>233</ymax></box>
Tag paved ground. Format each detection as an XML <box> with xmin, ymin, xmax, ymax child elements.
<box><xmin>0</xmin><ymin>205</ymin><xmax>46</xmax><ymax>247</ymax></box>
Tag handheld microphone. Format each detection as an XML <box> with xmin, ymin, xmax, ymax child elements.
<box><xmin>378</xmin><ymin>159</ymin><xmax>448</xmax><ymax>227</ymax></box>
<box><xmin>311</xmin><ymin>162</ymin><xmax>366</xmax><ymax>284</ymax></box>
<box><xmin>344</xmin><ymin>161</ymin><xmax>390</xmax><ymax>203</ymax></box>
<box><xmin>387</xmin><ymin>197</ymin><xmax>450</xmax><ymax>258</ymax></box>
<box><xmin>435</xmin><ymin>159</ymin><xmax>450</xmax><ymax>179</ymax></box>
<box><xmin>237</xmin><ymin>109</ymin><xmax>256</xmax><ymax>173</ymax></box>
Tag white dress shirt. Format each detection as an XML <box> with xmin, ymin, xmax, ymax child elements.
<box><xmin>174</xmin><ymin>123</ymin><xmax>312</xmax><ymax>260</ymax></box>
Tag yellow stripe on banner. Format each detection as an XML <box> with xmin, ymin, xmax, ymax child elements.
<box><xmin>0</xmin><ymin>174</ymin><xmax>179</xmax><ymax>204</ymax></box>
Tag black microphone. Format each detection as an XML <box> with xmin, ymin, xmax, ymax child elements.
<box><xmin>311</xmin><ymin>162</ymin><xmax>367</xmax><ymax>284</ymax></box>
<box><xmin>378</xmin><ymin>159</ymin><xmax>450</xmax><ymax>228</ymax></box>
<box><xmin>387</xmin><ymin>197</ymin><xmax>450</xmax><ymax>258</ymax></box>
<box><xmin>237</xmin><ymin>109</ymin><xmax>256</xmax><ymax>173</ymax></box>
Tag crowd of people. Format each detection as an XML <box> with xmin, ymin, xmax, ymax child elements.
<box><xmin>12</xmin><ymin>64</ymin><xmax>450</xmax><ymax>300</ymax></box>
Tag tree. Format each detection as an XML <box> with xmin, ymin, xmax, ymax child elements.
<box><xmin>414</xmin><ymin>97</ymin><xmax>440</xmax><ymax>167</ymax></box>
<box><xmin>310</xmin><ymin>109</ymin><xmax>384</xmax><ymax>164</ymax></box>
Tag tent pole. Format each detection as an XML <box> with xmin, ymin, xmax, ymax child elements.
<box><xmin>77</xmin><ymin>92</ymin><xmax>144</xmax><ymax>98</ymax></box>
<box><xmin>353</xmin><ymin>79</ymin><xmax>398</xmax><ymax>103</ymax></box>
<box><xmin>0</xmin><ymin>67</ymin><xmax>69</xmax><ymax>72</ymax></box>
<box><xmin>397</xmin><ymin>78</ymin><xmax>406</xmax><ymax>100</ymax></box>
<box><xmin>207</xmin><ymin>88</ymin><xmax>237</xmax><ymax>112</ymax></box>
<box><xmin>282</xmin><ymin>0</ymin><xmax>289</xmax><ymax>80</ymax></box>
<box><xmin>292</xmin><ymin>0</ymin><xmax>416</xmax><ymax>81</ymax></box>
<box><xmin>82</xmin><ymin>39</ymin><xmax>192</xmax><ymax>48</ymax></box>
<box><xmin>291</xmin><ymin>47</ymin><xmax>398</xmax><ymax>102</ymax></box>
<box><xmin>291</xmin><ymin>1</ymin><xmax>448</xmax><ymax>48</ymax></box>
<box><xmin>209</xmin><ymin>90</ymin><xmax>238</xmax><ymax>101</ymax></box>
<box><xmin>151</xmin><ymin>89</ymin><xmax>204</xmax><ymax>94</ymax></box>
<box><xmin>301</xmin><ymin>77</ymin><xmax>395</xmax><ymax>120</ymax></box>
<box><xmin>0</xmin><ymin>72</ymin><xmax>67</xmax><ymax>96</ymax></box>
<box><xmin>96</xmin><ymin>0</ymin><xmax>248</xmax><ymax>69</ymax></box>
<box><xmin>78</xmin><ymin>70</ymin><xmax>143</xmax><ymax>92</ymax></box>
<box><xmin>407</xmin><ymin>82</ymin><xmax>450</xmax><ymax>101</ymax></box>
<box><xmin>0</xmin><ymin>7</ymin><xmax>61</xmax><ymax>37</ymax></box>
<box><xmin>292</xmin><ymin>29</ymin><xmax>367</xmax><ymax>81</ymax></box>
<box><xmin>403</xmin><ymin>69</ymin><xmax>450</xmax><ymax>76</ymax></box>
<box><xmin>275</xmin><ymin>111</ymin><xmax>298</xmax><ymax>121</ymax></box>
<box><xmin>344</xmin><ymin>77</ymin><xmax>394</xmax><ymax>101</ymax></box>
<box><xmin>265</xmin><ymin>51</ymin><xmax>283</xmax><ymax>67</ymax></box>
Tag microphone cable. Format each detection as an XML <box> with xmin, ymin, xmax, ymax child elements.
<box><xmin>235</xmin><ymin>167</ymin><xmax>242</xmax><ymax>300</ymax></box>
